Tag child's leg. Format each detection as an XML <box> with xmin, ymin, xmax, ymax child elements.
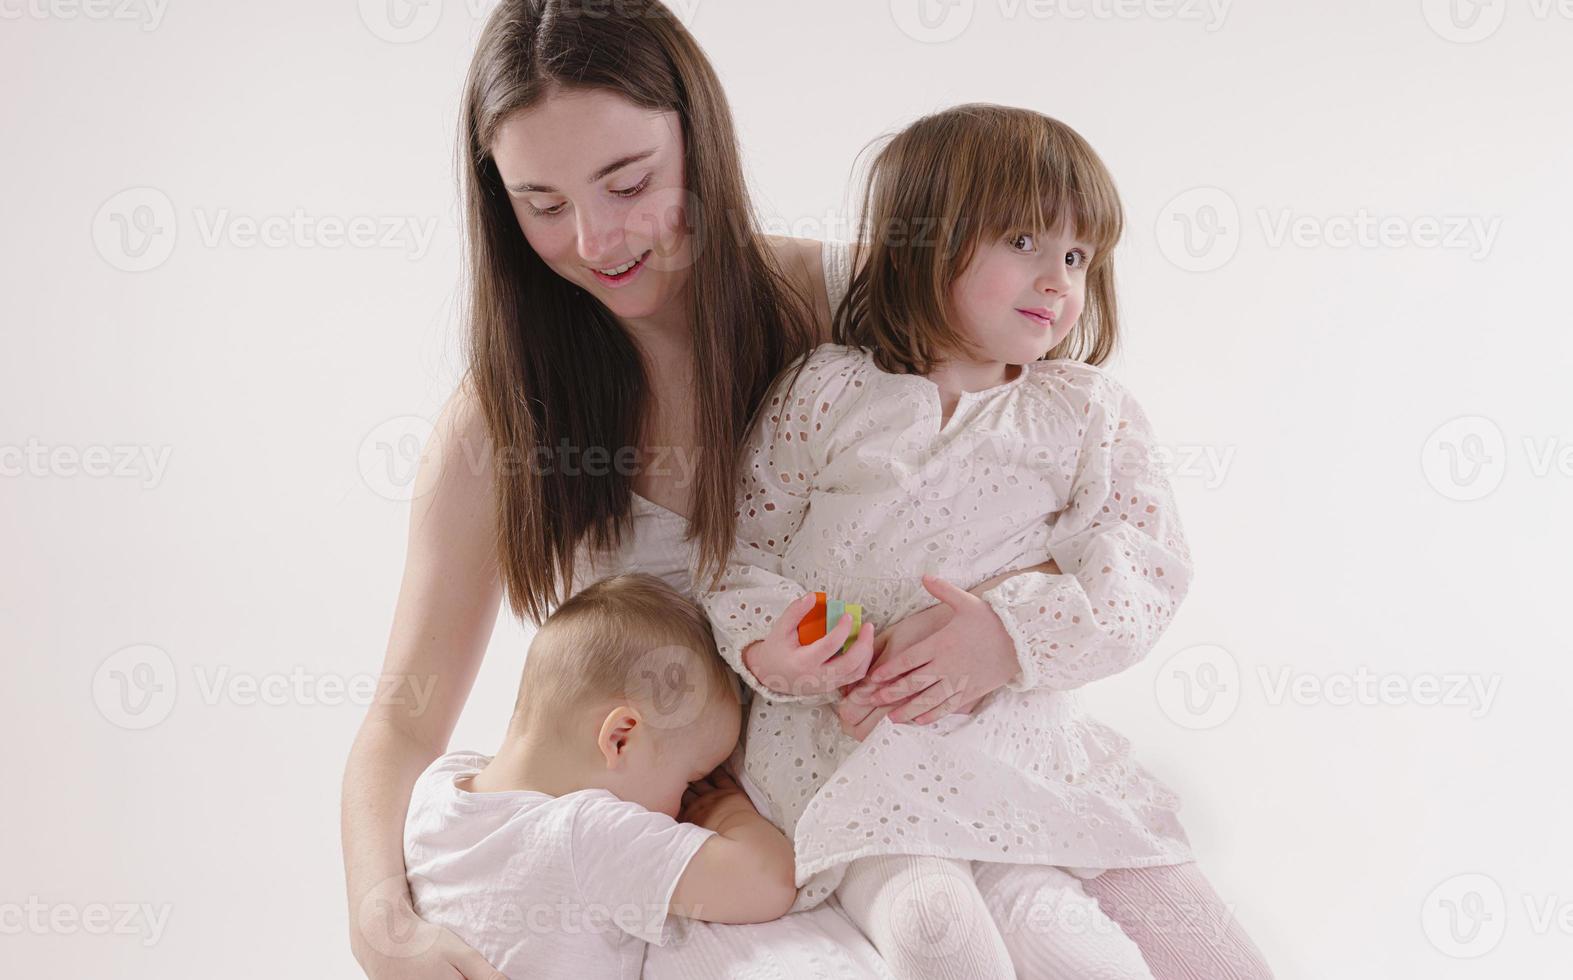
<box><xmin>972</xmin><ymin>861</ymin><xmax>1155</xmax><ymax>980</ymax></box>
<box><xmin>835</xmin><ymin>853</ymin><xmax>1015</xmax><ymax>980</ymax></box>
<box><xmin>1077</xmin><ymin>863</ymin><xmax>1274</xmax><ymax>980</ymax></box>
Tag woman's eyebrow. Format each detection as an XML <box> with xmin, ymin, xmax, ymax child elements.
<box><xmin>507</xmin><ymin>148</ymin><xmax>658</xmax><ymax>194</ymax></box>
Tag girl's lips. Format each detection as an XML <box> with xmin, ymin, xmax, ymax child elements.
<box><xmin>591</xmin><ymin>250</ymin><xmax>652</xmax><ymax>287</ymax></box>
<box><xmin>1017</xmin><ymin>308</ymin><xmax>1055</xmax><ymax>327</ymax></box>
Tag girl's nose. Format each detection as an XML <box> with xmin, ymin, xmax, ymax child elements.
<box><xmin>1037</xmin><ymin>263</ymin><xmax>1071</xmax><ymax>293</ymax></box>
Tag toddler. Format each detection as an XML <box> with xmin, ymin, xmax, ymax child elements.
<box><xmin>403</xmin><ymin>572</ymin><xmax>796</xmax><ymax>979</ymax></box>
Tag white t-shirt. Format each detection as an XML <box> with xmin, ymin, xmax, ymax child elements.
<box><xmin>403</xmin><ymin>752</ymin><xmax>718</xmax><ymax>980</ymax></box>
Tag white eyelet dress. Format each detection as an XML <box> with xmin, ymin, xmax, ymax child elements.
<box><xmin>565</xmin><ymin>243</ymin><xmax>899</xmax><ymax>980</ymax></box>
<box><xmin>693</xmin><ymin>240</ymin><xmax>1197</xmax><ymax>914</ymax></box>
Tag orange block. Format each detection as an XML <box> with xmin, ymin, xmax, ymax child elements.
<box><xmin>797</xmin><ymin>591</ymin><xmax>828</xmax><ymax>645</ymax></box>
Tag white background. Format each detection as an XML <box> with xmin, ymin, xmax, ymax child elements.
<box><xmin>4</xmin><ymin>1</ymin><xmax>1571</xmax><ymax>977</ymax></box>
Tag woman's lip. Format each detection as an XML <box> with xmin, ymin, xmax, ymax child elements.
<box><xmin>591</xmin><ymin>250</ymin><xmax>652</xmax><ymax>287</ymax></box>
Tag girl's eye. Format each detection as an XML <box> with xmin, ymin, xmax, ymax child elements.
<box><xmin>527</xmin><ymin>202</ymin><xmax>566</xmax><ymax>218</ymax></box>
<box><xmin>612</xmin><ymin>173</ymin><xmax>652</xmax><ymax>198</ymax></box>
<box><xmin>1066</xmin><ymin>248</ymin><xmax>1090</xmax><ymax>269</ymax></box>
<box><xmin>1009</xmin><ymin>233</ymin><xmax>1037</xmax><ymax>253</ymax></box>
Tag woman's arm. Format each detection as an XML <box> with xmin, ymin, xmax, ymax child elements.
<box><xmin>341</xmin><ymin>385</ymin><xmax>507</xmax><ymax>980</ymax></box>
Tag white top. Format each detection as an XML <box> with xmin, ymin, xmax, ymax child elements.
<box><xmin>403</xmin><ymin>752</ymin><xmax>717</xmax><ymax>980</ymax></box>
<box><xmin>567</xmin><ymin>237</ymin><xmax>855</xmax><ymax>602</ymax></box>
<box><xmin>562</xmin><ymin>240</ymin><xmax>860</xmax><ymax>819</ymax></box>
<box><xmin>571</xmin><ymin>492</ymin><xmax>698</xmax><ymax>598</ymax></box>
<box><xmin>692</xmin><ymin>241</ymin><xmax>1196</xmax><ymax>910</ymax></box>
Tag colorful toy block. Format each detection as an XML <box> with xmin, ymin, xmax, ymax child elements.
<box><xmin>797</xmin><ymin>591</ymin><xmax>862</xmax><ymax>655</ymax></box>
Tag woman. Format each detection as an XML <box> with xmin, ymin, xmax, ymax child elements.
<box><xmin>341</xmin><ymin>2</ymin><xmax>1029</xmax><ymax>976</ymax></box>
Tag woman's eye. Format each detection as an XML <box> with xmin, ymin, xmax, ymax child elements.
<box><xmin>612</xmin><ymin>174</ymin><xmax>652</xmax><ymax>198</ymax></box>
<box><xmin>527</xmin><ymin>202</ymin><xmax>566</xmax><ymax>218</ymax></box>
<box><xmin>1009</xmin><ymin>233</ymin><xmax>1036</xmax><ymax>253</ymax></box>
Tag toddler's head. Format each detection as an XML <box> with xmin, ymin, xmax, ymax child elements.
<box><xmin>834</xmin><ymin>103</ymin><xmax>1125</xmax><ymax>374</ymax></box>
<box><xmin>505</xmin><ymin>572</ymin><xmax>742</xmax><ymax>818</ymax></box>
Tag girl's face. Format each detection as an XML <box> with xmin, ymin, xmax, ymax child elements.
<box><xmin>946</xmin><ymin>215</ymin><xmax>1092</xmax><ymax>366</ymax></box>
<box><xmin>491</xmin><ymin>88</ymin><xmax>693</xmax><ymax>325</ymax></box>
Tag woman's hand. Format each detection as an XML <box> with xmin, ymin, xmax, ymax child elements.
<box><xmin>838</xmin><ymin>575</ymin><xmax>1020</xmax><ymax>730</ymax></box>
<box><xmin>740</xmin><ymin>592</ymin><xmax>877</xmax><ymax>699</ymax></box>
<box><xmin>352</xmin><ymin>880</ymin><xmax>505</xmax><ymax>980</ymax></box>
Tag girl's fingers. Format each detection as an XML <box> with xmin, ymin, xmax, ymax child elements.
<box><xmin>868</xmin><ymin>644</ymin><xmax>937</xmax><ymax>698</ymax></box>
<box><xmin>878</xmin><ymin>673</ymin><xmax>940</xmax><ymax>710</ymax></box>
<box><xmin>852</xmin><ymin>704</ymin><xmax>894</xmax><ymax>742</ymax></box>
<box><xmin>826</xmin><ymin>623</ymin><xmax>876</xmax><ymax>686</ymax></box>
<box><xmin>773</xmin><ymin>592</ymin><xmax>820</xmax><ymax>641</ymax></box>
<box><xmin>868</xmin><ymin>635</ymin><xmax>934</xmax><ymax>686</ymax></box>
<box><xmin>896</xmin><ymin>686</ymin><xmax>968</xmax><ymax>725</ymax></box>
<box><xmin>958</xmin><ymin>691</ymin><xmax>988</xmax><ymax>715</ymax></box>
<box><xmin>807</xmin><ymin>612</ymin><xmax>855</xmax><ymax>662</ymax></box>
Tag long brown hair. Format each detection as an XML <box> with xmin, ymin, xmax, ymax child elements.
<box><xmin>458</xmin><ymin>0</ymin><xmax>818</xmax><ymax>623</ymax></box>
<box><xmin>834</xmin><ymin>104</ymin><xmax>1125</xmax><ymax>374</ymax></box>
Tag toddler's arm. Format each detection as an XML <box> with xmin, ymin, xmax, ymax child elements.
<box><xmin>669</xmin><ymin>771</ymin><xmax>797</xmax><ymax>924</ymax></box>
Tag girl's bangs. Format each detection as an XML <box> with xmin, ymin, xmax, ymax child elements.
<box><xmin>974</xmin><ymin>126</ymin><xmax>1123</xmax><ymax>261</ymax></box>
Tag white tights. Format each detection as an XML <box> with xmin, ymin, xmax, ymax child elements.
<box><xmin>835</xmin><ymin>854</ymin><xmax>1154</xmax><ymax>980</ymax></box>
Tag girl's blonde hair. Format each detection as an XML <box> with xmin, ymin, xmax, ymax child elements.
<box><xmin>833</xmin><ymin>104</ymin><xmax>1125</xmax><ymax>374</ymax></box>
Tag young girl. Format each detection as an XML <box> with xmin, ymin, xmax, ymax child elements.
<box><xmin>696</xmin><ymin>106</ymin><xmax>1274</xmax><ymax>980</ymax></box>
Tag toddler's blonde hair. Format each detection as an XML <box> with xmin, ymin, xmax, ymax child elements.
<box><xmin>508</xmin><ymin>573</ymin><xmax>740</xmax><ymax>753</ymax></box>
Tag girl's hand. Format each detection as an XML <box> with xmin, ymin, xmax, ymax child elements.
<box><xmin>740</xmin><ymin>592</ymin><xmax>877</xmax><ymax>699</ymax></box>
<box><xmin>840</xmin><ymin>575</ymin><xmax>1018</xmax><ymax>727</ymax></box>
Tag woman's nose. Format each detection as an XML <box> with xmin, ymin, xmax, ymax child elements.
<box><xmin>575</xmin><ymin>207</ymin><xmax>625</xmax><ymax>265</ymax></box>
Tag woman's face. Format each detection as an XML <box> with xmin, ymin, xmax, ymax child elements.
<box><xmin>491</xmin><ymin>87</ymin><xmax>693</xmax><ymax>325</ymax></box>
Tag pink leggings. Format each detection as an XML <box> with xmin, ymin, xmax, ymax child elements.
<box><xmin>1077</xmin><ymin>862</ymin><xmax>1275</xmax><ymax>980</ymax></box>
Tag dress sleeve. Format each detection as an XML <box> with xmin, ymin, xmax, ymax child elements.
<box><xmin>979</xmin><ymin>372</ymin><xmax>1194</xmax><ymax>693</ymax></box>
<box><xmin>695</xmin><ymin>349</ymin><xmax>861</xmax><ymax>706</ymax></box>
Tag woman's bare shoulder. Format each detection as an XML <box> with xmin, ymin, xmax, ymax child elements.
<box><xmin>765</xmin><ymin>235</ymin><xmax>832</xmax><ymax>343</ymax></box>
